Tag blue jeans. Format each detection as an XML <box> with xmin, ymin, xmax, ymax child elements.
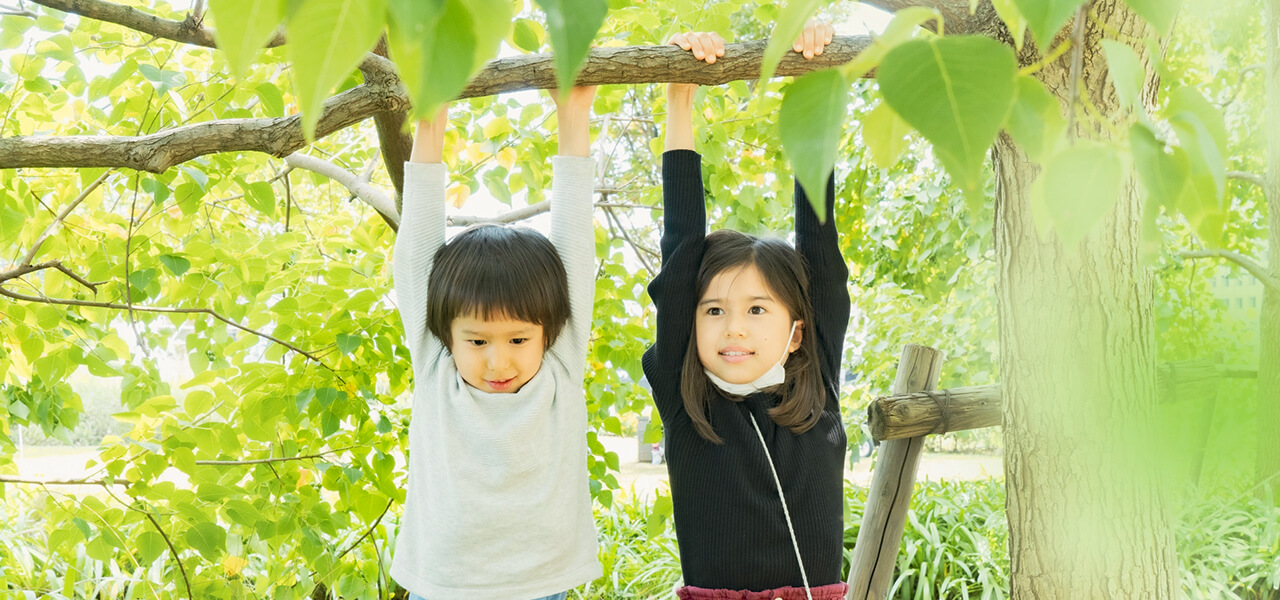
<box><xmin>409</xmin><ymin>592</ymin><xmax>567</xmax><ymax>600</ymax></box>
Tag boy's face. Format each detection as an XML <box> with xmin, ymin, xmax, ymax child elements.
<box><xmin>449</xmin><ymin>313</ymin><xmax>546</xmax><ymax>393</ymax></box>
<box><xmin>695</xmin><ymin>264</ymin><xmax>802</xmax><ymax>385</ymax></box>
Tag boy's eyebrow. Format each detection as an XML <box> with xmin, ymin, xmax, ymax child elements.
<box><xmin>458</xmin><ymin>327</ymin><xmax>537</xmax><ymax>335</ymax></box>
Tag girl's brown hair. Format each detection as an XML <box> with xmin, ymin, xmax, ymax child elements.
<box><xmin>680</xmin><ymin>229</ymin><xmax>825</xmax><ymax>443</ymax></box>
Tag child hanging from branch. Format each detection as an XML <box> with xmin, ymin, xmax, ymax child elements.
<box><xmin>388</xmin><ymin>85</ymin><xmax>602</xmax><ymax>600</ymax></box>
<box><xmin>644</xmin><ymin>20</ymin><xmax>851</xmax><ymax>600</ymax></box>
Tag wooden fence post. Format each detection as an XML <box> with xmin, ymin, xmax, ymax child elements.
<box><xmin>846</xmin><ymin>344</ymin><xmax>944</xmax><ymax>600</ymax></box>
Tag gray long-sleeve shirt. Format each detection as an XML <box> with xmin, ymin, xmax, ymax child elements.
<box><xmin>389</xmin><ymin>157</ymin><xmax>602</xmax><ymax>599</ymax></box>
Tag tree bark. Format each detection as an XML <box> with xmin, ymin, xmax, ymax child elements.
<box><xmin>0</xmin><ymin>38</ymin><xmax>869</xmax><ymax>173</ymax></box>
<box><xmin>1258</xmin><ymin>0</ymin><xmax>1280</xmax><ymax>505</ymax></box>
<box><xmin>993</xmin><ymin>1</ymin><xmax>1178</xmax><ymax>597</ymax></box>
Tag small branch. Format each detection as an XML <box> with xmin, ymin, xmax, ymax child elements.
<box><xmin>0</xmin><ymin>286</ymin><xmax>332</xmax><ymax>366</ymax></box>
<box><xmin>335</xmin><ymin>499</ymin><xmax>394</xmax><ymax>562</ymax></box>
<box><xmin>0</xmin><ymin>474</ymin><xmax>111</xmax><ymax>486</ymax></box>
<box><xmin>143</xmin><ymin>511</ymin><xmax>194</xmax><ymax>600</ymax></box>
<box><xmin>0</xmin><ymin>260</ymin><xmax>102</xmax><ymax>292</ymax></box>
<box><xmin>29</xmin><ymin>0</ymin><xmax>278</xmax><ymax>49</ymax></box>
<box><xmin>194</xmin><ymin>446</ymin><xmax>357</xmax><ymax>466</ymax></box>
<box><xmin>284</xmin><ymin>152</ymin><xmax>398</xmax><ymax>226</ymax></box>
<box><xmin>1228</xmin><ymin>170</ymin><xmax>1267</xmax><ymax>191</ymax></box>
<box><xmin>1181</xmin><ymin>249</ymin><xmax>1280</xmax><ymax>292</ymax></box>
<box><xmin>21</xmin><ymin>169</ymin><xmax>112</xmax><ymax>266</ymax></box>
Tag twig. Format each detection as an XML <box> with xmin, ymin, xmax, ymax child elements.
<box><xmin>602</xmin><ymin>202</ymin><xmax>657</xmax><ymax>274</ymax></box>
<box><xmin>1180</xmin><ymin>249</ymin><xmax>1280</xmax><ymax>292</ymax></box>
<box><xmin>1228</xmin><ymin>170</ymin><xmax>1267</xmax><ymax>191</ymax></box>
<box><xmin>334</xmin><ymin>499</ymin><xmax>394</xmax><ymax>562</ymax></box>
<box><xmin>0</xmin><ymin>286</ymin><xmax>333</xmax><ymax>366</ymax></box>
<box><xmin>21</xmin><ymin>170</ymin><xmax>113</xmax><ymax>267</ymax></box>
<box><xmin>143</xmin><ymin>511</ymin><xmax>194</xmax><ymax>600</ymax></box>
<box><xmin>194</xmin><ymin>446</ymin><xmax>357</xmax><ymax>466</ymax></box>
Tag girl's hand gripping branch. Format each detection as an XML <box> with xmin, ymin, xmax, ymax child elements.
<box><xmin>665</xmin><ymin>31</ymin><xmax>725</xmax><ymax>152</ymax></box>
<box><xmin>792</xmin><ymin>19</ymin><xmax>835</xmax><ymax>59</ymax></box>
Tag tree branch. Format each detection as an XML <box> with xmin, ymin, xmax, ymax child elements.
<box><xmin>21</xmin><ymin>169</ymin><xmax>112</xmax><ymax>266</ymax></box>
<box><xmin>142</xmin><ymin>510</ymin><xmax>194</xmax><ymax>600</ymax></box>
<box><xmin>1181</xmin><ymin>249</ymin><xmax>1280</xmax><ymax>292</ymax></box>
<box><xmin>1228</xmin><ymin>170</ymin><xmax>1267</xmax><ymax>191</ymax></box>
<box><xmin>1</xmin><ymin>37</ymin><xmax>869</xmax><ymax>172</ymax></box>
<box><xmin>29</xmin><ymin>0</ymin><xmax>279</xmax><ymax>49</ymax></box>
<box><xmin>194</xmin><ymin>446</ymin><xmax>358</xmax><ymax>466</ymax></box>
<box><xmin>284</xmin><ymin>152</ymin><xmax>399</xmax><ymax>226</ymax></box>
<box><xmin>0</xmin><ymin>286</ymin><xmax>333</xmax><ymax>366</ymax></box>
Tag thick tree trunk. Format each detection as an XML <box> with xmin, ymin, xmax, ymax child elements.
<box><xmin>993</xmin><ymin>1</ymin><xmax>1178</xmax><ymax>596</ymax></box>
<box><xmin>1258</xmin><ymin>0</ymin><xmax>1280</xmax><ymax>505</ymax></box>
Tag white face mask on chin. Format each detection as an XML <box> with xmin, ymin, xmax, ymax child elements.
<box><xmin>704</xmin><ymin>321</ymin><xmax>797</xmax><ymax>396</ymax></box>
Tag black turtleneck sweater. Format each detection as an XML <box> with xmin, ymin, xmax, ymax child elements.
<box><xmin>641</xmin><ymin>150</ymin><xmax>852</xmax><ymax>590</ymax></box>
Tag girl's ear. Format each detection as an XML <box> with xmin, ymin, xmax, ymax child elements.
<box><xmin>788</xmin><ymin>320</ymin><xmax>804</xmax><ymax>352</ymax></box>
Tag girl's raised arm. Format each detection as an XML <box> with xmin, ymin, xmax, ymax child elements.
<box><xmin>393</xmin><ymin>107</ymin><xmax>449</xmax><ymax>367</ymax></box>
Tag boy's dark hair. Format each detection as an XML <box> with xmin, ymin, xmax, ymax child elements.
<box><xmin>426</xmin><ymin>224</ymin><xmax>570</xmax><ymax>349</ymax></box>
<box><xmin>680</xmin><ymin>229</ymin><xmax>825</xmax><ymax>444</ymax></box>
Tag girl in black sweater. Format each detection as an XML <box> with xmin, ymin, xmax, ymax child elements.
<box><xmin>643</xmin><ymin>22</ymin><xmax>851</xmax><ymax>600</ymax></box>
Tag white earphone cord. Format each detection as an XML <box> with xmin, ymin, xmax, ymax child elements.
<box><xmin>748</xmin><ymin>413</ymin><xmax>814</xmax><ymax>600</ymax></box>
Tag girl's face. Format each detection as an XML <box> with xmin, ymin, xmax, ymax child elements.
<box><xmin>695</xmin><ymin>264</ymin><xmax>803</xmax><ymax>385</ymax></box>
<box><xmin>449</xmin><ymin>313</ymin><xmax>545</xmax><ymax>393</ymax></box>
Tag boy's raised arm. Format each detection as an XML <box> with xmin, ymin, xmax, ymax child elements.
<box><xmin>393</xmin><ymin>106</ymin><xmax>449</xmax><ymax>367</ymax></box>
<box><xmin>548</xmin><ymin>87</ymin><xmax>598</xmax><ymax>365</ymax></box>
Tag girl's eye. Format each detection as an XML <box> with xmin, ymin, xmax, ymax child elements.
<box><xmin>705</xmin><ymin>307</ymin><xmax>723</xmax><ymax>316</ymax></box>
<box><xmin>467</xmin><ymin>339</ymin><xmax>487</xmax><ymax>347</ymax></box>
<box><xmin>748</xmin><ymin>306</ymin><xmax>766</xmax><ymax>315</ymax></box>
<box><xmin>510</xmin><ymin>338</ymin><xmax>528</xmax><ymax>345</ymax></box>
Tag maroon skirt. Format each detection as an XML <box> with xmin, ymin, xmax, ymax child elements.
<box><xmin>676</xmin><ymin>583</ymin><xmax>848</xmax><ymax>600</ymax></box>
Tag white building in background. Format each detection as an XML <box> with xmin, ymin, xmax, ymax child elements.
<box><xmin>1208</xmin><ymin>269</ymin><xmax>1264</xmax><ymax>355</ymax></box>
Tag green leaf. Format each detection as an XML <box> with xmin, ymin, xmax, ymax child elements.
<box><xmin>184</xmin><ymin>522</ymin><xmax>227</xmax><ymax>561</ymax></box>
<box><xmin>1004</xmin><ymin>75</ymin><xmax>1064</xmax><ymax>162</ymax></box>
<box><xmin>1011</xmin><ymin>0</ymin><xmax>1084</xmax><ymax>50</ymax></box>
<box><xmin>254</xmin><ymin>82</ymin><xmax>285</xmax><ymax>118</ymax></box>
<box><xmin>1032</xmin><ymin>142</ymin><xmax>1124</xmax><ymax>247</ymax></box>
<box><xmin>991</xmin><ymin>0</ymin><xmax>1028</xmax><ymax>51</ymax></box>
<box><xmin>209</xmin><ymin>0</ymin><xmax>284</xmax><ymax>79</ymax></box>
<box><xmin>128</xmin><ymin>268</ymin><xmax>157</xmax><ymax>291</ymax></box>
<box><xmin>134</xmin><ymin>530</ymin><xmax>167</xmax><ymax>565</ymax></box>
<box><xmin>176</xmin><ymin>182</ymin><xmax>204</xmax><ymax>216</ymax></box>
<box><xmin>137</xmin><ymin>64</ymin><xmax>186</xmax><ymax>95</ymax></box>
<box><xmin>1164</xmin><ymin>86</ymin><xmax>1227</xmax><ymax>154</ymax></box>
<box><xmin>1129</xmin><ymin>123</ymin><xmax>1186</xmax><ymax>211</ymax></box>
<box><xmin>335</xmin><ymin>333</ymin><xmax>361</xmax><ymax>355</ymax></box>
<box><xmin>243</xmin><ymin>180</ymin><xmax>276</xmax><ymax>217</ymax></box>
<box><xmin>759</xmin><ymin>0</ymin><xmax>822</xmax><ymax>88</ymax></box>
<box><xmin>1122</xmin><ymin>0</ymin><xmax>1183</xmax><ymax>35</ymax></box>
<box><xmin>535</xmin><ymin>0</ymin><xmax>608</xmax><ymax>94</ymax></box>
<box><xmin>878</xmin><ymin>36</ymin><xmax>1018</xmax><ymax>194</ymax></box>
<box><xmin>286</xmin><ymin>0</ymin><xmax>386</xmax><ymax>141</ymax></box>
<box><xmin>779</xmin><ymin>69</ymin><xmax>848</xmax><ymax>219</ymax></box>
<box><xmin>467</xmin><ymin>0</ymin><xmax>512</xmax><ymax>70</ymax></box>
<box><xmin>158</xmin><ymin>254</ymin><xmax>191</xmax><ymax>277</ymax></box>
<box><xmin>387</xmin><ymin>0</ymin><xmax>474</xmax><ymax>121</ymax></box>
<box><xmin>511</xmin><ymin>18</ymin><xmax>544</xmax><ymax>53</ymax></box>
<box><xmin>1100</xmin><ymin>40</ymin><xmax>1144</xmax><ymax>116</ymax></box>
<box><xmin>1169</xmin><ymin>113</ymin><xmax>1227</xmax><ymax>245</ymax></box>
<box><xmin>862</xmin><ymin>101</ymin><xmax>911</xmax><ymax>169</ymax></box>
